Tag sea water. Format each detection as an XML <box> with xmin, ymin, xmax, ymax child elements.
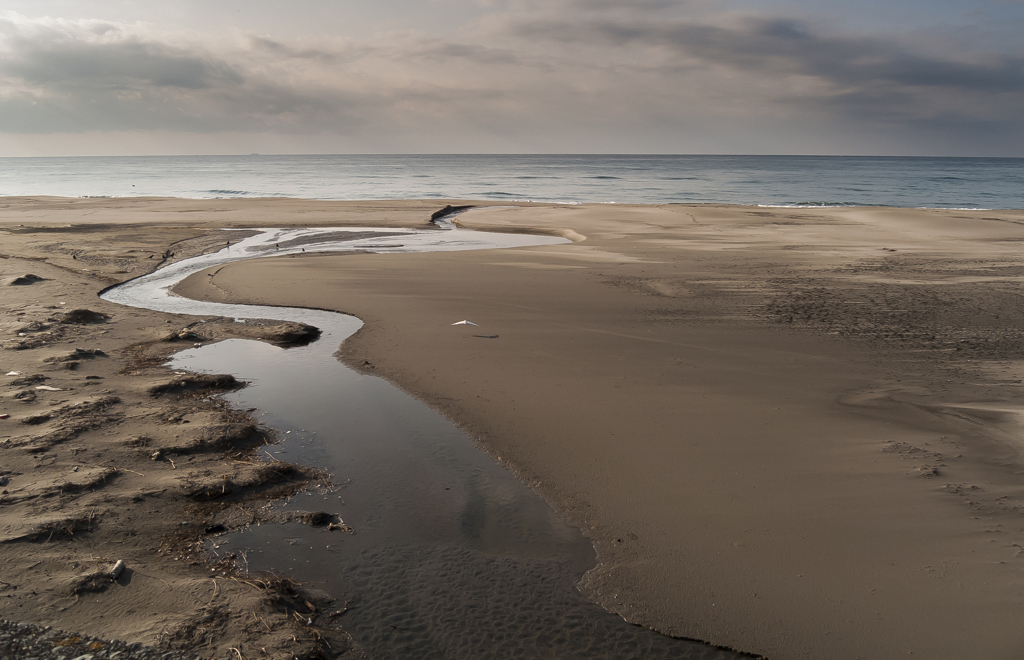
<box><xmin>1</xmin><ymin>154</ymin><xmax>1022</xmax><ymax>208</ymax></box>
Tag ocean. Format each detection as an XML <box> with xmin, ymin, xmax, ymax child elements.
<box><xmin>0</xmin><ymin>154</ymin><xmax>1021</xmax><ymax>209</ymax></box>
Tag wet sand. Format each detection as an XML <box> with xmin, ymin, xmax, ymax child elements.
<box><xmin>3</xmin><ymin>197</ymin><xmax>1024</xmax><ymax>658</ymax></box>
<box><xmin>177</xmin><ymin>203</ymin><xmax>1024</xmax><ymax>659</ymax></box>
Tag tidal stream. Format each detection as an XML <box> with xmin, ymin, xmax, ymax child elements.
<box><xmin>102</xmin><ymin>226</ymin><xmax>741</xmax><ymax>659</ymax></box>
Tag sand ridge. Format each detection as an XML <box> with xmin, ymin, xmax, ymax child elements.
<box><xmin>0</xmin><ymin>213</ymin><xmax>367</xmax><ymax>659</ymax></box>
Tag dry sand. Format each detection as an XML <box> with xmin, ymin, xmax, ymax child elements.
<box><xmin>4</xmin><ymin>197</ymin><xmax>1024</xmax><ymax>659</ymax></box>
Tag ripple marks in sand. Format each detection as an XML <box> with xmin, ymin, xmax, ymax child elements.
<box><xmin>335</xmin><ymin>545</ymin><xmax>740</xmax><ymax>660</ymax></box>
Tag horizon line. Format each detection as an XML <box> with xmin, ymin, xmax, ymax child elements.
<box><xmin>1</xmin><ymin>153</ymin><xmax>1022</xmax><ymax>160</ymax></box>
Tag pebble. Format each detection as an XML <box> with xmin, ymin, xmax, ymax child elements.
<box><xmin>0</xmin><ymin>620</ymin><xmax>209</xmax><ymax>660</ymax></box>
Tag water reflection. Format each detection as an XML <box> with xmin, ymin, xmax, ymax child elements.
<box><xmin>105</xmin><ymin>227</ymin><xmax>745</xmax><ymax>660</ymax></box>
<box><xmin>171</xmin><ymin>333</ymin><xmax>595</xmax><ymax>566</ymax></box>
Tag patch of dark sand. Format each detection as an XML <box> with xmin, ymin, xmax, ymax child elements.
<box><xmin>325</xmin><ymin>544</ymin><xmax>741</xmax><ymax>660</ymax></box>
<box><xmin>3</xmin><ymin>274</ymin><xmax>44</xmax><ymax>286</ymax></box>
<box><xmin>8</xmin><ymin>374</ymin><xmax>48</xmax><ymax>387</ymax></box>
<box><xmin>0</xmin><ymin>619</ymin><xmax>203</xmax><ymax>660</ymax></box>
<box><xmin>164</xmin><ymin>319</ymin><xmax>321</xmax><ymax>347</ymax></box>
<box><xmin>57</xmin><ymin>308</ymin><xmax>109</xmax><ymax>324</ymax></box>
<box><xmin>148</xmin><ymin>374</ymin><xmax>243</xmax><ymax>398</ymax></box>
<box><xmin>44</xmin><ymin>348</ymin><xmax>108</xmax><ymax>364</ymax></box>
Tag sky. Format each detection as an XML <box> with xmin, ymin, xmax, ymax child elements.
<box><xmin>0</xmin><ymin>0</ymin><xmax>1022</xmax><ymax>156</ymax></box>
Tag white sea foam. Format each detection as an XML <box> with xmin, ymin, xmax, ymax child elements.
<box><xmin>101</xmin><ymin>225</ymin><xmax>568</xmax><ymax>316</ymax></box>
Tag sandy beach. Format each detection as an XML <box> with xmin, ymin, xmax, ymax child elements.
<box><xmin>4</xmin><ymin>197</ymin><xmax>1024</xmax><ymax>659</ymax></box>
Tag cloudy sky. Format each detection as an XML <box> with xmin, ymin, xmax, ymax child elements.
<box><xmin>1</xmin><ymin>0</ymin><xmax>1022</xmax><ymax>156</ymax></box>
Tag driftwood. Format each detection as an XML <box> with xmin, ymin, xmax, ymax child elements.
<box><xmin>429</xmin><ymin>205</ymin><xmax>474</xmax><ymax>224</ymax></box>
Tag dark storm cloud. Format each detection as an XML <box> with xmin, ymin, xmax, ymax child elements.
<box><xmin>5</xmin><ymin>41</ymin><xmax>243</xmax><ymax>90</ymax></box>
<box><xmin>0</xmin><ymin>17</ymin><xmax>367</xmax><ymax>133</ymax></box>
<box><xmin>512</xmin><ymin>16</ymin><xmax>1024</xmax><ymax>96</ymax></box>
<box><xmin>0</xmin><ymin>15</ymin><xmax>535</xmax><ymax>136</ymax></box>
<box><xmin>0</xmin><ymin>6</ymin><xmax>1022</xmax><ymax>154</ymax></box>
<box><xmin>0</xmin><ymin>80</ymin><xmax>361</xmax><ymax>134</ymax></box>
<box><xmin>0</xmin><ymin>17</ymin><xmax>244</xmax><ymax>90</ymax></box>
<box><xmin>497</xmin><ymin>9</ymin><xmax>1024</xmax><ymax>152</ymax></box>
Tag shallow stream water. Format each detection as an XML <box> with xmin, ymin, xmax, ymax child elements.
<box><xmin>102</xmin><ymin>226</ymin><xmax>742</xmax><ymax>659</ymax></box>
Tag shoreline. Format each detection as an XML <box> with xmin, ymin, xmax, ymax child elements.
<box><xmin>4</xmin><ymin>154</ymin><xmax>1021</xmax><ymax>211</ymax></box>
<box><xmin>4</xmin><ymin>197</ymin><xmax>1024</xmax><ymax>658</ymax></box>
